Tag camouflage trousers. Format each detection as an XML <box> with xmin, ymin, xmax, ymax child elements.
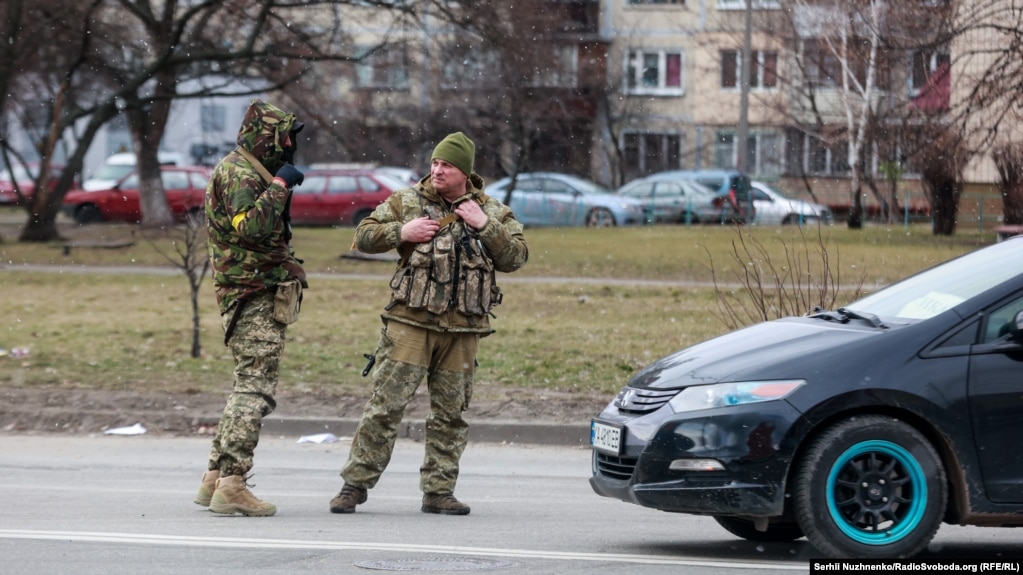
<box><xmin>207</xmin><ymin>291</ymin><xmax>289</xmax><ymax>477</ymax></box>
<box><xmin>341</xmin><ymin>320</ymin><xmax>478</xmax><ymax>495</ymax></box>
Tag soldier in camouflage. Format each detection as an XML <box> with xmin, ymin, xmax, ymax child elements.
<box><xmin>329</xmin><ymin>132</ymin><xmax>528</xmax><ymax>516</ymax></box>
<box><xmin>193</xmin><ymin>99</ymin><xmax>307</xmax><ymax>517</ymax></box>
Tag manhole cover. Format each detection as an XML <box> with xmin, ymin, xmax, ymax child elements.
<box><xmin>354</xmin><ymin>556</ymin><xmax>515</xmax><ymax>571</ymax></box>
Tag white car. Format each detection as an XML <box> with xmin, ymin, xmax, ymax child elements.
<box><xmin>83</xmin><ymin>151</ymin><xmax>184</xmax><ymax>191</ymax></box>
<box><xmin>751</xmin><ymin>181</ymin><xmax>833</xmax><ymax>226</ymax></box>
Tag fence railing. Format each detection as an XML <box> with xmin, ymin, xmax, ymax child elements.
<box><xmin>828</xmin><ymin>192</ymin><xmax>1006</xmax><ymax>231</ymax></box>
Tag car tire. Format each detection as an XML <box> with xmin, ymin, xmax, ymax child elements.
<box><xmin>713</xmin><ymin>516</ymin><xmax>804</xmax><ymax>542</ymax></box>
<box><xmin>781</xmin><ymin>214</ymin><xmax>820</xmax><ymax>226</ymax></box>
<box><xmin>585</xmin><ymin>207</ymin><xmax>616</xmax><ymax>227</ymax></box>
<box><xmin>184</xmin><ymin>207</ymin><xmax>204</xmax><ymax>227</ymax></box>
<box><xmin>74</xmin><ymin>204</ymin><xmax>104</xmax><ymax>225</ymax></box>
<box><xmin>793</xmin><ymin>415</ymin><xmax>946</xmax><ymax>558</ymax></box>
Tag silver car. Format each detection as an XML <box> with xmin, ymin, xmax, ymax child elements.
<box><xmin>616</xmin><ymin>175</ymin><xmax>725</xmax><ymax>224</ymax></box>
<box><xmin>488</xmin><ymin>172</ymin><xmax>645</xmax><ymax>227</ymax></box>
<box><xmin>752</xmin><ymin>181</ymin><xmax>833</xmax><ymax>226</ymax></box>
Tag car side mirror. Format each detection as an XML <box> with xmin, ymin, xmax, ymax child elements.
<box><xmin>1014</xmin><ymin>310</ymin><xmax>1023</xmax><ymax>336</ymax></box>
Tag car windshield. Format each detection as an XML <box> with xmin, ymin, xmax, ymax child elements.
<box><xmin>371</xmin><ymin>172</ymin><xmax>408</xmax><ymax>190</ymax></box>
<box><xmin>570</xmin><ymin>178</ymin><xmax>613</xmax><ymax>195</ymax></box>
<box><xmin>845</xmin><ymin>240</ymin><xmax>1023</xmax><ymax>322</ymax></box>
<box><xmin>93</xmin><ymin>164</ymin><xmax>135</xmax><ymax>182</ymax></box>
<box><xmin>7</xmin><ymin>165</ymin><xmax>38</xmax><ymax>182</ymax></box>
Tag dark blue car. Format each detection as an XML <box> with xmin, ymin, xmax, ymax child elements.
<box><xmin>590</xmin><ymin>236</ymin><xmax>1023</xmax><ymax>558</ymax></box>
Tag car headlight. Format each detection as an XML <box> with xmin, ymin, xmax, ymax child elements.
<box><xmin>668</xmin><ymin>380</ymin><xmax>804</xmax><ymax>413</ymax></box>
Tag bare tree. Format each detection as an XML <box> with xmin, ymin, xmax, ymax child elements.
<box><xmin>422</xmin><ymin>0</ymin><xmax>604</xmax><ymax>183</ymax></box>
<box><xmin>145</xmin><ymin>213</ymin><xmax>210</xmax><ymax>358</ymax></box>
<box><xmin>707</xmin><ymin>225</ymin><xmax>865</xmax><ymax>330</ymax></box>
<box><xmin>993</xmin><ymin>142</ymin><xmax>1023</xmax><ymax>227</ymax></box>
<box><xmin>952</xmin><ymin>0</ymin><xmax>1023</xmax><ymax>229</ymax></box>
<box><xmin>1</xmin><ymin>0</ymin><xmax>416</xmax><ymax>242</ymax></box>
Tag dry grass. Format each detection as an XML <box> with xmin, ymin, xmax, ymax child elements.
<box><xmin>0</xmin><ymin>206</ymin><xmax>993</xmax><ymax>397</ymax></box>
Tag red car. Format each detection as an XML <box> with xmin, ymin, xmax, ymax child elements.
<box><xmin>62</xmin><ymin>166</ymin><xmax>210</xmax><ymax>224</ymax></box>
<box><xmin>290</xmin><ymin>168</ymin><xmax>408</xmax><ymax>226</ymax></box>
<box><xmin>0</xmin><ymin>163</ymin><xmax>72</xmax><ymax>205</ymax></box>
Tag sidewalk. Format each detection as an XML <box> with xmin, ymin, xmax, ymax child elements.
<box><xmin>260</xmin><ymin>414</ymin><xmax>593</xmax><ymax>447</ymax></box>
<box><xmin>0</xmin><ymin>400</ymin><xmax>594</xmax><ymax>447</ymax></box>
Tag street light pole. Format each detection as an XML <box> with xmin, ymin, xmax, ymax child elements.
<box><xmin>736</xmin><ymin>0</ymin><xmax>753</xmax><ymax>173</ymax></box>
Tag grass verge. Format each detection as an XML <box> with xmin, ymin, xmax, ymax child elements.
<box><xmin>0</xmin><ymin>210</ymin><xmax>992</xmax><ymax>398</ymax></box>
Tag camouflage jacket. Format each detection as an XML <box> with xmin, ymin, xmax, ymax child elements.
<box><xmin>205</xmin><ymin>99</ymin><xmax>306</xmax><ymax>315</ymax></box>
<box><xmin>354</xmin><ymin>173</ymin><xmax>528</xmax><ymax>335</ymax></box>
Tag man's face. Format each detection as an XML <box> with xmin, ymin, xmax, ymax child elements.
<box><xmin>431</xmin><ymin>158</ymin><xmax>468</xmax><ymax>201</ymax></box>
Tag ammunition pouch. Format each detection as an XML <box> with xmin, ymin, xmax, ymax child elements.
<box><xmin>388</xmin><ymin>227</ymin><xmax>499</xmax><ymax>318</ymax></box>
<box><xmin>273</xmin><ymin>279</ymin><xmax>303</xmax><ymax>324</ymax></box>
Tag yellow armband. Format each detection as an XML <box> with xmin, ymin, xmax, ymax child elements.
<box><xmin>232</xmin><ymin>212</ymin><xmax>246</xmax><ymax>231</ymax></box>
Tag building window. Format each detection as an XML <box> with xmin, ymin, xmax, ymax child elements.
<box><xmin>721</xmin><ymin>50</ymin><xmax>778</xmax><ymax>90</ymax></box>
<box><xmin>625</xmin><ymin>49</ymin><xmax>684</xmax><ymax>95</ymax></box>
<box><xmin>910</xmin><ymin>50</ymin><xmax>950</xmax><ymax>93</ymax></box>
<box><xmin>713</xmin><ymin>131</ymin><xmax>782</xmax><ymax>176</ymax></box>
<box><xmin>803</xmin><ymin>38</ymin><xmax>892</xmax><ymax>90</ymax></box>
<box><xmin>355</xmin><ymin>44</ymin><xmax>409</xmax><ymax>89</ymax></box>
<box><xmin>623</xmin><ymin>132</ymin><xmax>683</xmax><ymax>179</ymax></box>
<box><xmin>790</xmin><ymin>134</ymin><xmax>850</xmax><ymax>176</ymax></box>
<box><xmin>442</xmin><ymin>47</ymin><xmax>500</xmax><ymax>90</ymax></box>
<box><xmin>717</xmin><ymin>0</ymin><xmax>781</xmax><ymax>9</ymax></box>
<box><xmin>802</xmin><ymin>39</ymin><xmax>842</xmax><ymax>88</ymax></box>
<box><xmin>533</xmin><ymin>45</ymin><xmax>579</xmax><ymax>88</ymax></box>
<box><xmin>200</xmin><ymin>105</ymin><xmax>226</xmax><ymax>132</ymax></box>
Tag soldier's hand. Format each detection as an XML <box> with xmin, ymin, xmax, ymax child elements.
<box><xmin>401</xmin><ymin>216</ymin><xmax>440</xmax><ymax>243</ymax></box>
<box><xmin>274</xmin><ymin>163</ymin><xmax>304</xmax><ymax>188</ymax></box>
<box><xmin>455</xmin><ymin>200</ymin><xmax>488</xmax><ymax>230</ymax></box>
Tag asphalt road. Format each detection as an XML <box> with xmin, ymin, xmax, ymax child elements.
<box><xmin>4</xmin><ymin>434</ymin><xmax>1023</xmax><ymax>575</ymax></box>
<box><xmin>0</xmin><ymin>434</ymin><xmax>812</xmax><ymax>575</ymax></box>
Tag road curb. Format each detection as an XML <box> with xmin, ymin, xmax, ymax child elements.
<box><xmin>0</xmin><ymin>408</ymin><xmax>593</xmax><ymax>447</ymax></box>
<box><xmin>261</xmin><ymin>415</ymin><xmax>592</xmax><ymax>447</ymax></box>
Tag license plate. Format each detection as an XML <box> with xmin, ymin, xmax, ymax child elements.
<box><xmin>590</xmin><ymin>419</ymin><xmax>622</xmax><ymax>455</ymax></box>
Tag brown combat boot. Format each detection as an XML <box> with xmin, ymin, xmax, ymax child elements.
<box><xmin>208</xmin><ymin>475</ymin><xmax>276</xmax><ymax>516</ymax></box>
<box><xmin>329</xmin><ymin>484</ymin><xmax>368</xmax><ymax>514</ymax></box>
<box><xmin>193</xmin><ymin>469</ymin><xmax>220</xmax><ymax>506</ymax></box>
<box><xmin>421</xmin><ymin>493</ymin><xmax>470</xmax><ymax>516</ymax></box>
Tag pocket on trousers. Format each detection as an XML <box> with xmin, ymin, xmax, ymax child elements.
<box><xmin>273</xmin><ymin>280</ymin><xmax>303</xmax><ymax>324</ymax></box>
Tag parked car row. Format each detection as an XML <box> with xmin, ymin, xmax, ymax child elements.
<box><xmin>59</xmin><ymin>164</ymin><xmax>415</xmax><ymax>227</ymax></box>
<box><xmin>489</xmin><ymin>170</ymin><xmax>832</xmax><ymax>228</ymax></box>
<box><xmin>32</xmin><ymin>157</ymin><xmax>827</xmax><ymax>230</ymax></box>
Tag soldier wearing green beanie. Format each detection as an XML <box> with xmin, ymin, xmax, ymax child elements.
<box><xmin>329</xmin><ymin>132</ymin><xmax>529</xmax><ymax>516</ymax></box>
<box><xmin>430</xmin><ymin>132</ymin><xmax>475</xmax><ymax>176</ymax></box>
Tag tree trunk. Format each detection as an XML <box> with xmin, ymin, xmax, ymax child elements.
<box><xmin>993</xmin><ymin>143</ymin><xmax>1023</xmax><ymax>226</ymax></box>
<box><xmin>126</xmin><ymin>75</ymin><xmax>175</xmax><ymax>227</ymax></box>
<box><xmin>847</xmin><ymin>181</ymin><xmax>863</xmax><ymax>229</ymax></box>
<box><xmin>925</xmin><ymin>171</ymin><xmax>960</xmax><ymax>235</ymax></box>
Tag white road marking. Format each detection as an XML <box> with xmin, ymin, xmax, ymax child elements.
<box><xmin>0</xmin><ymin>529</ymin><xmax>805</xmax><ymax>570</ymax></box>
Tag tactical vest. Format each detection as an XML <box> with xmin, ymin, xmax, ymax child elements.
<box><xmin>387</xmin><ymin>195</ymin><xmax>502</xmax><ymax>319</ymax></box>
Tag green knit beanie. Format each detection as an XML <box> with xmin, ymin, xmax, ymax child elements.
<box><xmin>431</xmin><ymin>132</ymin><xmax>476</xmax><ymax>176</ymax></box>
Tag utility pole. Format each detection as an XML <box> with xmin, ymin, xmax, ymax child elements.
<box><xmin>736</xmin><ymin>0</ymin><xmax>753</xmax><ymax>173</ymax></box>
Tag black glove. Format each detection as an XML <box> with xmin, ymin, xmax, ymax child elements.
<box><xmin>275</xmin><ymin>163</ymin><xmax>304</xmax><ymax>188</ymax></box>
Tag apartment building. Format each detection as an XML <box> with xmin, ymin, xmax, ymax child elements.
<box><xmin>599</xmin><ymin>0</ymin><xmax>953</xmax><ymax>215</ymax></box>
<box><xmin>297</xmin><ymin>0</ymin><xmax>1010</xmax><ymax>223</ymax></box>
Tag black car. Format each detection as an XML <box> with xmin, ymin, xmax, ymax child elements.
<box><xmin>590</xmin><ymin>236</ymin><xmax>1023</xmax><ymax>558</ymax></box>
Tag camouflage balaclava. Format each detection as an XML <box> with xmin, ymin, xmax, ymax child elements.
<box><xmin>235</xmin><ymin>99</ymin><xmax>299</xmax><ymax>173</ymax></box>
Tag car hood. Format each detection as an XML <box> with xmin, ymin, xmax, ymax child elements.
<box><xmin>627</xmin><ymin>318</ymin><xmax>882</xmax><ymax>390</ymax></box>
